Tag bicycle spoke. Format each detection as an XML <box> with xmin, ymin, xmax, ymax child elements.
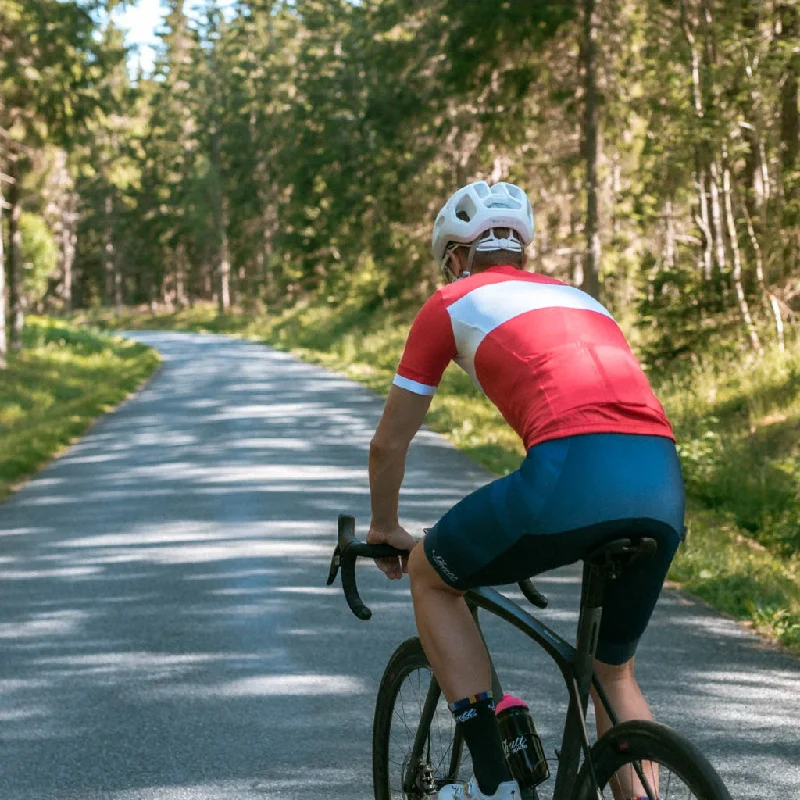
<box><xmin>603</xmin><ymin>758</ymin><xmax>721</xmax><ymax>799</ymax></box>
<box><xmin>383</xmin><ymin>660</ymin><xmax>472</xmax><ymax>798</ymax></box>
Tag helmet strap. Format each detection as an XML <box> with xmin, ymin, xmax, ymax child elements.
<box><xmin>442</xmin><ymin>243</ymin><xmax>472</xmax><ymax>283</ymax></box>
<box><xmin>440</xmin><ymin>246</ymin><xmax>459</xmax><ymax>283</ymax></box>
<box><xmin>464</xmin><ymin>242</ymin><xmax>478</xmax><ymax>276</ymax></box>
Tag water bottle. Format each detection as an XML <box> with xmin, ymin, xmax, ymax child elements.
<box><xmin>496</xmin><ymin>694</ymin><xmax>550</xmax><ymax>788</ymax></box>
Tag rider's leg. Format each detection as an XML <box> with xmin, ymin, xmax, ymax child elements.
<box><xmin>590</xmin><ymin>657</ymin><xmax>656</xmax><ymax>800</ymax></box>
<box><xmin>590</xmin><ymin>657</ymin><xmax>653</xmax><ymax>737</ymax></box>
<box><xmin>408</xmin><ymin>544</ymin><xmax>514</xmax><ymax>797</ymax></box>
<box><xmin>407</xmin><ymin>543</ymin><xmax>489</xmax><ymax>700</ymax></box>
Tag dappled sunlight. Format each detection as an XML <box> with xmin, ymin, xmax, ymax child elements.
<box><xmin>65</xmin><ymin>539</ymin><xmax>332</xmax><ymax>566</ymax></box>
<box><xmin>0</xmin><ymin>565</ymin><xmax>103</xmax><ymax>579</ymax></box>
<box><xmin>0</xmin><ymin>609</ymin><xmax>90</xmax><ymax>639</ymax></box>
<box><xmin>202</xmin><ymin>464</ymin><xmax>365</xmax><ymax>483</ymax></box>
<box><xmin>98</xmin><ymin>770</ymin><xmax>366</xmax><ymax>799</ymax></box>
<box><xmin>0</xmin><ymin>705</ymin><xmax>49</xmax><ymax>722</ymax></box>
<box><xmin>33</xmin><ymin>651</ymin><xmax>232</xmax><ymax>676</ymax></box>
<box><xmin>229</xmin><ymin>436</ymin><xmax>315</xmax><ymax>451</ymax></box>
<box><xmin>0</xmin><ymin>332</ymin><xmax>796</xmax><ymax>798</ymax></box>
<box><xmin>59</xmin><ymin>524</ymin><xmax>296</xmax><ymax>549</ymax></box>
<box><xmin>142</xmin><ymin>673</ymin><xmax>367</xmax><ymax>700</ymax></box>
<box><xmin>668</xmin><ymin>611</ymin><xmax>757</xmax><ymax>638</ymax></box>
<box><xmin>62</xmin><ymin>453</ymin><xmax>127</xmax><ymax>465</ymax></box>
<box><xmin>0</xmin><ymin>526</ymin><xmax>45</xmax><ymax>537</ymax></box>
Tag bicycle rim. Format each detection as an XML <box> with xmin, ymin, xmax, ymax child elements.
<box><xmin>573</xmin><ymin>720</ymin><xmax>732</xmax><ymax>800</ymax></box>
<box><xmin>373</xmin><ymin>638</ymin><xmax>472</xmax><ymax>800</ymax></box>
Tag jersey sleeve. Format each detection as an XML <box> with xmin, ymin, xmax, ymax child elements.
<box><xmin>393</xmin><ymin>292</ymin><xmax>456</xmax><ymax>396</ymax></box>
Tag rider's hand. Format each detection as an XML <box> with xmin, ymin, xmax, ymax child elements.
<box><xmin>367</xmin><ymin>523</ymin><xmax>417</xmax><ymax>580</ymax></box>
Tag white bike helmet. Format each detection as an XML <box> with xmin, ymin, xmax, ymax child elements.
<box><xmin>431</xmin><ymin>181</ymin><xmax>535</xmax><ymax>268</ymax></box>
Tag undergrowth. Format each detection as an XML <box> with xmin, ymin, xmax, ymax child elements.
<box><xmin>0</xmin><ymin>317</ymin><xmax>160</xmax><ymax>499</ymax></box>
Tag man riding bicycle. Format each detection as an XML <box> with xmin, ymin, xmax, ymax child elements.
<box><xmin>366</xmin><ymin>181</ymin><xmax>684</xmax><ymax>800</ymax></box>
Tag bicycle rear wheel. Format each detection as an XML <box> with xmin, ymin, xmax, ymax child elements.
<box><xmin>373</xmin><ymin>637</ymin><xmax>472</xmax><ymax>800</ymax></box>
<box><xmin>571</xmin><ymin>720</ymin><xmax>731</xmax><ymax>800</ymax></box>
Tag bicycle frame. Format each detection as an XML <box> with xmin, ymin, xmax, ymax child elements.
<box><xmin>403</xmin><ymin>573</ymin><xmax>618</xmax><ymax>800</ymax></box>
<box><xmin>327</xmin><ymin>516</ymin><xmax>658</xmax><ymax>800</ymax></box>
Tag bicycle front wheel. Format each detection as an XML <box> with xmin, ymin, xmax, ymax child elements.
<box><xmin>571</xmin><ymin>720</ymin><xmax>731</xmax><ymax>800</ymax></box>
<box><xmin>373</xmin><ymin>637</ymin><xmax>472</xmax><ymax>800</ymax></box>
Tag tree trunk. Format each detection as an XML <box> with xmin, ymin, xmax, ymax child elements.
<box><xmin>696</xmin><ymin>162</ymin><xmax>713</xmax><ymax>281</ymax></box>
<box><xmin>611</xmin><ymin>151</ymin><xmax>621</xmax><ymax>240</ymax></box>
<box><xmin>769</xmin><ymin>294</ymin><xmax>785</xmax><ymax>353</ymax></box>
<box><xmin>779</xmin><ymin>3</ymin><xmax>799</xmax><ymax>273</ymax></box>
<box><xmin>210</xmin><ymin>97</ymin><xmax>230</xmax><ymax>312</ymax></box>
<box><xmin>681</xmin><ymin>1</ymin><xmax>714</xmax><ymax>284</ymax></box>
<box><xmin>722</xmin><ymin>155</ymin><xmax>761</xmax><ymax>353</ymax></box>
<box><xmin>570</xmin><ymin>178</ymin><xmax>583</xmax><ymax>287</ymax></box>
<box><xmin>103</xmin><ymin>193</ymin><xmax>116</xmax><ymax>307</ymax></box>
<box><xmin>744</xmin><ymin>200</ymin><xmax>784</xmax><ymax>352</ymax></box>
<box><xmin>62</xmin><ymin>191</ymin><xmax>77</xmax><ymax>312</ymax></box>
<box><xmin>218</xmin><ymin>196</ymin><xmax>231</xmax><ymax>313</ymax></box>
<box><xmin>0</xmin><ymin>176</ymin><xmax>7</xmax><ymax>369</ymax></box>
<box><xmin>175</xmin><ymin>242</ymin><xmax>188</xmax><ymax>309</ymax></box>
<box><xmin>709</xmin><ymin>159</ymin><xmax>727</xmax><ymax>281</ymax></box>
<box><xmin>663</xmin><ymin>196</ymin><xmax>675</xmax><ymax>271</ymax></box>
<box><xmin>581</xmin><ymin>0</ymin><xmax>601</xmax><ymax>299</ymax></box>
<box><xmin>742</xmin><ymin>201</ymin><xmax>766</xmax><ymax>292</ymax></box>
<box><xmin>114</xmin><ymin>248</ymin><xmax>124</xmax><ymax>313</ymax></box>
<box><xmin>42</xmin><ymin>149</ymin><xmax>76</xmax><ymax>313</ymax></box>
<box><xmin>7</xmin><ymin>157</ymin><xmax>23</xmax><ymax>352</ymax></box>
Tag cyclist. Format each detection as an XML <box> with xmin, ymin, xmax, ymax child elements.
<box><xmin>366</xmin><ymin>181</ymin><xmax>684</xmax><ymax>800</ymax></box>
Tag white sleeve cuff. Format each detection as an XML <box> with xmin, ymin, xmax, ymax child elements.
<box><xmin>392</xmin><ymin>374</ymin><xmax>437</xmax><ymax>396</ymax></box>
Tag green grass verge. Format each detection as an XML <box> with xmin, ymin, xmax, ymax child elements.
<box><xmin>0</xmin><ymin>317</ymin><xmax>161</xmax><ymax>499</ymax></box>
<box><xmin>78</xmin><ymin>301</ymin><xmax>800</xmax><ymax>654</ymax></box>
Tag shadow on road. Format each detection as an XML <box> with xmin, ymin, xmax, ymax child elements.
<box><xmin>0</xmin><ymin>333</ymin><xmax>797</xmax><ymax>799</ymax></box>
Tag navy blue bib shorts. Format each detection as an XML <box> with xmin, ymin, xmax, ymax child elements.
<box><xmin>423</xmin><ymin>433</ymin><xmax>685</xmax><ymax>666</ymax></box>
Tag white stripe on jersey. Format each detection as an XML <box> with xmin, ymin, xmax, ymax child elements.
<box><xmin>447</xmin><ymin>280</ymin><xmax>613</xmax><ymax>337</ymax></box>
<box><xmin>445</xmin><ymin>281</ymin><xmax>614</xmax><ymax>390</ymax></box>
<box><xmin>392</xmin><ymin>373</ymin><xmax>437</xmax><ymax>396</ymax></box>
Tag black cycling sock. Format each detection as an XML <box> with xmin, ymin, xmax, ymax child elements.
<box><xmin>449</xmin><ymin>691</ymin><xmax>511</xmax><ymax>796</ymax></box>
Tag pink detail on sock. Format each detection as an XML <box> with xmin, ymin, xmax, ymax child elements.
<box><xmin>495</xmin><ymin>694</ymin><xmax>529</xmax><ymax>715</ymax></box>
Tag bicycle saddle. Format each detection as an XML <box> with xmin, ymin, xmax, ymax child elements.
<box><xmin>585</xmin><ymin>537</ymin><xmax>657</xmax><ymax>578</ymax></box>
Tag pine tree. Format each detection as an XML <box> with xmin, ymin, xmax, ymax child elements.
<box><xmin>0</xmin><ymin>0</ymin><xmax>110</xmax><ymax>358</ymax></box>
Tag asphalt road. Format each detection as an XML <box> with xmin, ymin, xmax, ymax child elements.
<box><xmin>0</xmin><ymin>331</ymin><xmax>798</xmax><ymax>799</ymax></box>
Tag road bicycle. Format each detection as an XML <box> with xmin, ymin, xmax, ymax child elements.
<box><xmin>327</xmin><ymin>514</ymin><xmax>733</xmax><ymax>800</ymax></box>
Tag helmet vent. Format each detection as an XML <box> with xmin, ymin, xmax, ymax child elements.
<box><xmin>455</xmin><ymin>195</ymin><xmax>477</xmax><ymax>222</ymax></box>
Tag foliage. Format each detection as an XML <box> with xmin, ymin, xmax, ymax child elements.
<box><xmin>671</xmin><ymin>505</ymin><xmax>800</xmax><ymax>653</ymax></box>
<box><xmin>661</xmin><ymin>342</ymin><xmax>800</xmax><ymax>559</ymax></box>
<box><xmin>3</xmin><ymin>0</ymin><xmax>792</xmax><ymax>361</ymax></box>
<box><xmin>19</xmin><ymin>213</ymin><xmax>58</xmax><ymax>304</ymax></box>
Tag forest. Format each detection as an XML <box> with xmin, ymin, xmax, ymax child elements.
<box><xmin>0</xmin><ymin>0</ymin><xmax>797</xmax><ymax>367</ymax></box>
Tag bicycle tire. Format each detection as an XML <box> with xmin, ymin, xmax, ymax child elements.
<box><xmin>373</xmin><ymin>637</ymin><xmax>472</xmax><ymax>800</ymax></box>
<box><xmin>571</xmin><ymin>720</ymin><xmax>732</xmax><ymax>800</ymax></box>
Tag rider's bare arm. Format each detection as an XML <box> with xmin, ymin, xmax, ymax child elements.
<box><xmin>368</xmin><ymin>385</ymin><xmax>433</xmax><ymax>530</ymax></box>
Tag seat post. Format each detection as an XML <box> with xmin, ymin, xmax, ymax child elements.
<box><xmin>573</xmin><ymin>560</ymin><xmax>607</xmax><ymax>713</ymax></box>
<box><xmin>572</xmin><ymin>536</ymin><xmax>658</xmax><ymax>711</ymax></box>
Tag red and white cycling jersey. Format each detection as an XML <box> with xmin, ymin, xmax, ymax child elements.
<box><xmin>393</xmin><ymin>265</ymin><xmax>674</xmax><ymax>449</ymax></box>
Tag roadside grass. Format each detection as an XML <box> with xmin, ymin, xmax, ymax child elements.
<box><xmin>0</xmin><ymin>317</ymin><xmax>160</xmax><ymax>500</ymax></box>
<box><xmin>79</xmin><ymin>301</ymin><xmax>800</xmax><ymax>654</ymax></box>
